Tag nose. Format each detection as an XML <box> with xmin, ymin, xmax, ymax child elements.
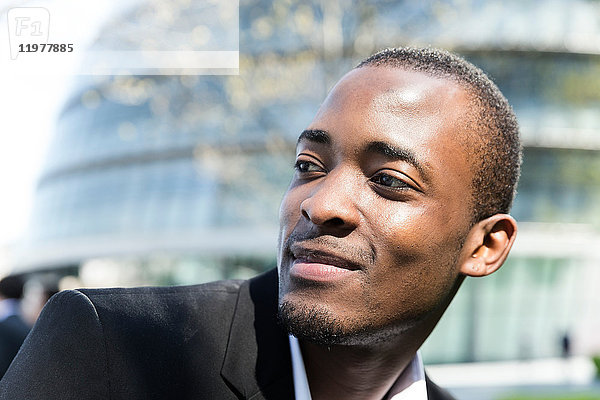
<box><xmin>300</xmin><ymin>169</ymin><xmax>360</xmax><ymax>231</ymax></box>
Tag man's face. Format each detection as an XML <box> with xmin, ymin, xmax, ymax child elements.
<box><xmin>277</xmin><ymin>66</ymin><xmax>477</xmax><ymax>345</ymax></box>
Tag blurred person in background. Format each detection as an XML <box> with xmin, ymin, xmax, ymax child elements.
<box><xmin>0</xmin><ymin>275</ymin><xmax>30</xmax><ymax>379</ymax></box>
<box><xmin>0</xmin><ymin>47</ymin><xmax>520</xmax><ymax>400</ymax></box>
<box><xmin>20</xmin><ymin>274</ymin><xmax>60</xmax><ymax>328</ymax></box>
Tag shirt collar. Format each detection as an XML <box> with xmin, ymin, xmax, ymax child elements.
<box><xmin>289</xmin><ymin>335</ymin><xmax>428</xmax><ymax>400</ymax></box>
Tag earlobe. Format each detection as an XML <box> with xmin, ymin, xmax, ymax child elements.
<box><xmin>460</xmin><ymin>214</ymin><xmax>518</xmax><ymax>277</ymax></box>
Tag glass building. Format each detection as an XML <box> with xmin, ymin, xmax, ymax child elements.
<box><xmin>12</xmin><ymin>0</ymin><xmax>600</xmax><ymax>363</ymax></box>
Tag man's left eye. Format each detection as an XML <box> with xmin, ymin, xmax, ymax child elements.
<box><xmin>370</xmin><ymin>173</ymin><xmax>411</xmax><ymax>189</ymax></box>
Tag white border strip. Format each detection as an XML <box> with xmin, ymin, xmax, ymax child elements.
<box><xmin>80</xmin><ymin>50</ymin><xmax>239</xmax><ymax>74</ymax></box>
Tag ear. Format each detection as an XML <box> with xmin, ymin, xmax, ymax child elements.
<box><xmin>459</xmin><ymin>214</ymin><xmax>518</xmax><ymax>277</ymax></box>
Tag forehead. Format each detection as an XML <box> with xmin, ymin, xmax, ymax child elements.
<box><xmin>322</xmin><ymin>66</ymin><xmax>466</xmax><ymax>113</ymax></box>
<box><xmin>308</xmin><ymin>67</ymin><xmax>473</xmax><ymax>153</ymax></box>
<box><xmin>313</xmin><ymin>66</ymin><xmax>471</xmax><ymax>135</ymax></box>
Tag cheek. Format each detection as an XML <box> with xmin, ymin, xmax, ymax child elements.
<box><xmin>376</xmin><ymin>198</ymin><xmax>467</xmax><ymax>254</ymax></box>
<box><xmin>365</xmin><ymin>204</ymin><xmax>463</xmax><ymax>309</ymax></box>
<box><xmin>278</xmin><ymin>187</ymin><xmax>299</xmax><ymax>231</ymax></box>
<box><xmin>277</xmin><ymin>189</ymin><xmax>299</xmax><ymax>280</ymax></box>
<box><xmin>373</xmin><ymin>204</ymin><xmax>443</xmax><ymax>257</ymax></box>
<box><xmin>277</xmin><ymin>185</ymin><xmax>306</xmax><ymax>261</ymax></box>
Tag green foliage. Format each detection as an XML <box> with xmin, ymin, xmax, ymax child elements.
<box><xmin>500</xmin><ymin>394</ymin><xmax>600</xmax><ymax>400</ymax></box>
<box><xmin>593</xmin><ymin>355</ymin><xmax>600</xmax><ymax>378</ymax></box>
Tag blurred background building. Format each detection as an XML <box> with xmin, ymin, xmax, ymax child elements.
<box><xmin>3</xmin><ymin>0</ymin><xmax>600</xmax><ymax>396</ymax></box>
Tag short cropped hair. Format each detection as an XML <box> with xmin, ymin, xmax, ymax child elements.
<box><xmin>357</xmin><ymin>47</ymin><xmax>521</xmax><ymax>222</ymax></box>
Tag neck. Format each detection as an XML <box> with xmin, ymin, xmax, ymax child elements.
<box><xmin>298</xmin><ymin>276</ymin><xmax>465</xmax><ymax>399</ymax></box>
<box><xmin>300</xmin><ymin>335</ymin><xmax>421</xmax><ymax>400</ymax></box>
<box><xmin>298</xmin><ymin>297</ymin><xmax>456</xmax><ymax>400</ymax></box>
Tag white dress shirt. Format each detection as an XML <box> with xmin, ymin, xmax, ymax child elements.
<box><xmin>289</xmin><ymin>335</ymin><xmax>428</xmax><ymax>400</ymax></box>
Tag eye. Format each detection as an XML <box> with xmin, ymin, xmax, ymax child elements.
<box><xmin>370</xmin><ymin>172</ymin><xmax>414</xmax><ymax>190</ymax></box>
<box><xmin>295</xmin><ymin>160</ymin><xmax>318</xmax><ymax>173</ymax></box>
<box><xmin>294</xmin><ymin>158</ymin><xmax>325</xmax><ymax>174</ymax></box>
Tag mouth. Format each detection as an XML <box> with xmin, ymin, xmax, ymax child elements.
<box><xmin>289</xmin><ymin>243</ymin><xmax>363</xmax><ymax>282</ymax></box>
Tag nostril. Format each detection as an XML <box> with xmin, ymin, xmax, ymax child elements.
<box><xmin>301</xmin><ymin>207</ymin><xmax>345</xmax><ymax>227</ymax></box>
<box><xmin>299</xmin><ymin>194</ymin><xmax>357</xmax><ymax>229</ymax></box>
<box><xmin>301</xmin><ymin>209</ymin><xmax>310</xmax><ymax>220</ymax></box>
<box><xmin>325</xmin><ymin>217</ymin><xmax>345</xmax><ymax>226</ymax></box>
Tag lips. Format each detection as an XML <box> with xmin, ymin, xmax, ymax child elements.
<box><xmin>288</xmin><ymin>243</ymin><xmax>363</xmax><ymax>282</ymax></box>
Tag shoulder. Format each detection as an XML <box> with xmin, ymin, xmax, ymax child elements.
<box><xmin>78</xmin><ymin>278</ymin><xmax>245</xmax><ymax>316</ymax></box>
<box><xmin>0</xmin><ymin>271</ymin><xmax>279</xmax><ymax>399</ymax></box>
<box><xmin>79</xmin><ymin>276</ymin><xmax>245</xmax><ymax>300</ymax></box>
<box><xmin>73</xmin><ymin>268</ymin><xmax>279</xmax><ymax>328</ymax></box>
<box><xmin>0</xmin><ymin>289</ymin><xmax>111</xmax><ymax>399</ymax></box>
<box><xmin>72</xmin><ymin>278</ymin><xmax>248</xmax><ymax>345</ymax></box>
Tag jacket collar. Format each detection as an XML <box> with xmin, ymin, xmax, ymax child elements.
<box><xmin>221</xmin><ymin>269</ymin><xmax>294</xmax><ymax>400</ymax></box>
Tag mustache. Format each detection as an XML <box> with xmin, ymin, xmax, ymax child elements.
<box><xmin>283</xmin><ymin>230</ymin><xmax>376</xmax><ymax>266</ymax></box>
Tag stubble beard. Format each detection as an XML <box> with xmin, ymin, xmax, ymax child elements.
<box><xmin>275</xmin><ymin>230</ymin><xmax>464</xmax><ymax>347</ymax></box>
<box><xmin>277</xmin><ymin>299</ymin><xmax>420</xmax><ymax>347</ymax></box>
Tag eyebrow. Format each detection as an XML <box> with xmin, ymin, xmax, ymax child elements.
<box><xmin>364</xmin><ymin>141</ymin><xmax>429</xmax><ymax>182</ymax></box>
<box><xmin>297</xmin><ymin>129</ymin><xmax>331</xmax><ymax>145</ymax></box>
<box><xmin>297</xmin><ymin>129</ymin><xmax>430</xmax><ymax>182</ymax></box>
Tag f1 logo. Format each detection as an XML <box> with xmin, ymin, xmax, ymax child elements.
<box><xmin>7</xmin><ymin>8</ymin><xmax>50</xmax><ymax>60</ymax></box>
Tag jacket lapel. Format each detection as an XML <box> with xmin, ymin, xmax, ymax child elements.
<box><xmin>221</xmin><ymin>269</ymin><xmax>294</xmax><ymax>400</ymax></box>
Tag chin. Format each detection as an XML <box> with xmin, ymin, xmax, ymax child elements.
<box><xmin>277</xmin><ymin>299</ymin><xmax>416</xmax><ymax>347</ymax></box>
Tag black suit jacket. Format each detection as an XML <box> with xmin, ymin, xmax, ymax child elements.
<box><xmin>0</xmin><ymin>269</ymin><xmax>455</xmax><ymax>399</ymax></box>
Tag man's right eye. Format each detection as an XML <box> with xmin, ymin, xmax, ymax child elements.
<box><xmin>294</xmin><ymin>160</ymin><xmax>323</xmax><ymax>174</ymax></box>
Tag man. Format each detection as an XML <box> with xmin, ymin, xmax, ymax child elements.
<box><xmin>0</xmin><ymin>275</ymin><xmax>30</xmax><ymax>379</ymax></box>
<box><xmin>0</xmin><ymin>47</ymin><xmax>520</xmax><ymax>399</ymax></box>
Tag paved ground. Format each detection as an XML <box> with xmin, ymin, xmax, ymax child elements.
<box><xmin>447</xmin><ymin>382</ymin><xmax>600</xmax><ymax>400</ymax></box>
<box><xmin>426</xmin><ymin>357</ymin><xmax>600</xmax><ymax>400</ymax></box>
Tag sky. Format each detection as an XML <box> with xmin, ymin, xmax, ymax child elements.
<box><xmin>0</xmin><ymin>74</ymin><xmax>63</xmax><ymax>246</ymax></box>
<box><xmin>0</xmin><ymin>0</ymin><xmax>121</xmax><ymax>247</ymax></box>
